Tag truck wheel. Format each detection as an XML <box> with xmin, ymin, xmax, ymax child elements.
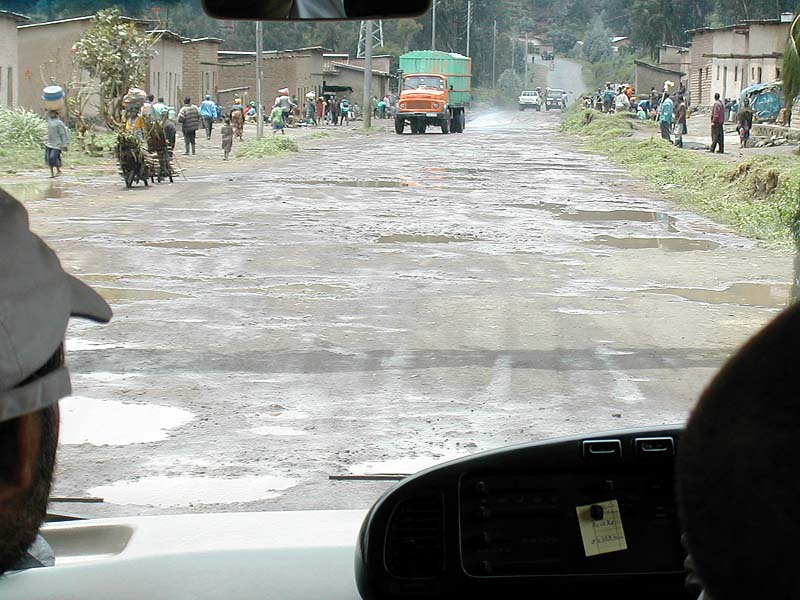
<box><xmin>394</xmin><ymin>118</ymin><xmax>404</xmax><ymax>135</ymax></box>
<box><xmin>458</xmin><ymin>111</ymin><xmax>466</xmax><ymax>133</ymax></box>
<box><xmin>519</xmin><ymin>105</ymin><xmax>524</xmax><ymax>111</ymax></box>
<box><xmin>441</xmin><ymin>118</ymin><xmax>449</xmax><ymax>134</ymax></box>
<box><xmin>536</xmin><ymin>105</ymin><xmax>541</xmax><ymax>112</ymax></box>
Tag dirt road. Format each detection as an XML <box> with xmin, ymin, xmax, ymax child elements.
<box><xmin>2</xmin><ymin>109</ymin><xmax>791</xmax><ymax>517</ymax></box>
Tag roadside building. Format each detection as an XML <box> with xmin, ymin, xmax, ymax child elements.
<box><xmin>218</xmin><ymin>47</ymin><xmax>392</xmax><ymax>108</ymax></box>
<box><xmin>659</xmin><ymin>44</ymin><xmax>691</xmax><ymax>77</ymax></box>
<box><xmin>634</xmin><ymin>60</ymin><xmax>685</xmax><ymax>99</ymax></box>
<box><xmin>147</xmin><ymin>30</ymin><xmax>185</xmax><ymax>107</ymax></box>
<box><xmin>182</xmin><ymin>37</ymin><xmax>222</xmax><ymax>104</ymax></box>
<box><xmin>0</xmin><ymin>11</ymin><xmax>28</xmax><ymax>107</ymax></box>
<box><xmin>611</xmin><ymin>36</ymin><xmax>633</xmax><ymax>54</ymax></box>
<box><xmin>17</xmin><ymin>15</ymin><xmax>155</xmax><ymax>117</ymax></box>
<box><xmin>687</xmin><ymin>15</ymin><xmax>791</xmax><ymax>106</ymax></box>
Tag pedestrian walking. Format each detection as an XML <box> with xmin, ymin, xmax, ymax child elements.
<box><xmin>615</xmin><ymin>88</ymin><xmax>631</xmax><ymax>112</ymax></box>
<box><xmin>674</xmin><ymin>95</ymin><xmax>687</xmax><ymax>148</ymax></box>
<box><xmin>658</xmin><ymin>92</ymin><xmax>674</xmax><ymax>142</ymax></box>
<box><xmin>737</xmin><ymin>99</ymin><xmax>754</xmax><ymax>148</ymax></box>
<box><xmin>177</xmin><ymin>97</ymin><xmax>200</xmax><ymax>155</ymax></box>
<box><xmin>44</xmin><ymin>110</ymin><xmax>69</xmax><ymax>178</ymax></box>
<box><xmin>339</xmin><ymin>98</ymin><xmax>350</xmax><ymax>125</ymax></box>
<box><xmin>199</xmin><ymin>95</ymin><xmax>216</xmax><ymax>139</ymax></box>
<box><xmin>152</xmin><ymin>97</ymin><xmax>168</xmax><ymax>120</ymax></box>
<box><xmin>221</xmin><ymin>118</ymin><xmax>234</xmax><ymax>160</ymax></box>
<box><xmin>274</xmin><ymin>90</ymin><xmax>296</xmax><ymax>127</ymax></box>
<box><xmin>316</xmin><ymin>97</ymin><xmax>324</xmax><ymax>124</ymax></box>
<box><xmin>270</xmin><ymin>104</ymin><xmax>286</xmax><ymax>134</ymax></box>
<box><xmin>306</xmin><ymin>97</ymin><xmax>318</xmax><ymax>125</ymax></box>
<box><xmin>710</xmin><ymin>92</ymin><xmax>725</xmax><ymax>154</ymax></box>
<box><xmin>230</xmin><ymin>99</ymin><xmax>244</xmax><ymax>141</ymax></box>
<box><xmin>330</xmin><ymin>97</ymin><xmax>339</xmax><ymax>126</ymax></box>
<box><xmin>602</xmin><ymin>83</ymin><xmax>614</xmax><ymax>113</ymax></box>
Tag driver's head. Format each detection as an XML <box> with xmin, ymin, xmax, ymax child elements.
<box><xmin>0</xmin><ymin>190</ymin><xmax>111</xmax><ymax>575</ymax></box>
<box><xmin>678</xmin><ymin>301</ymin><xmax>800</xmax><ymax>599</ymax></box>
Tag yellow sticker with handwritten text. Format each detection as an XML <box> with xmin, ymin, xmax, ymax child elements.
<box><xmin>576</xmin><ymin>499</ymin><xmax>627</xmax><ymax>557</ymax></box>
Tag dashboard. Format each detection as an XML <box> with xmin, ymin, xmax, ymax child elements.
<box><xmin>356</xmin><ymin>425</ymin><xmax>690</xmax><ymax>600</ymax></box>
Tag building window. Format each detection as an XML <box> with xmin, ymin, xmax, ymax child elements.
<box><xmin>734</xmin><ymin>66</ymin><xmax>738</xmax><ymax>81</ymax></box>
<box><xmin>6</xmin><ymin>67</ymin><xmax>11</xmax><ymax>107</ymax></box>
<box><xmin>716</xmin><ymin>66</ymin><xmax>719</xmax><ymax>80</ymax></box>
<box><xmin>757</xmin><ymin>67</ymin><xmax>762</xmax><ymax>83</ymax></box>
<box><xmin>776</xmin><ymin>67</ymin><xmax>781</xmax><ymax>79</ymax></box>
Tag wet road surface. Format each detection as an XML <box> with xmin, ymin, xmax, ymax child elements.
<box><xmin>8</xmin><ymin>108</ymin><xmax>791</xmax><ymax>516</ymax></box>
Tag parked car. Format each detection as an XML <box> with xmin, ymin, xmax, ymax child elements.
<box><xmin>518</xmin><ymin>90</ymin><xmax>541</xmax><ymax>111</ymax></box>
<box><xmin>541</xmin><ymin>50</ymin><xmax>554</xmax><ymax>61</ymax></box>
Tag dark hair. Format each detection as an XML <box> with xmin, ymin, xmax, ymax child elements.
<box><xmin>0</xmin><ymin>344</ymin><xmax>63</xmax><ymax>575</ymax></box>
<box><xmin>147</xmin><ymin>94</ymin><xmax>154</xmax><ymax>102</ymax></box>
<box><xmin>157</xmin><ymin>97</ymin><xmax>164</xmax><ymax>103</ymax></box>
<box><xmin>184</xmin><ymin>97</ymin><xmax>191</xmax><ymax>105</ymax></box>
<box><xmin>714</xmin><ymin>92</ymin><xmax>720</xmax><ymax>100</ymax></box>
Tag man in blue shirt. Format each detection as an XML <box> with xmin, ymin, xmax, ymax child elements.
<box><xmin>658</xmin><ymin>92</ymin><xmax>674</xmax><ymax>142</ymax></box>
<box><xmin>199</xmin><ymin>95</ymin><xmax>217</xmax><ymax>140</ymax></box>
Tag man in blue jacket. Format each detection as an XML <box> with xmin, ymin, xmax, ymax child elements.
<box><xmin>199</xmin><ymin>95</ymin><xmax>217</xmax><ymax>140</ymax></box>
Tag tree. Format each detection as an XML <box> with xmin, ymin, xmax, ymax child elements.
<box><xmin>72</xmin><ymin>8</ymin><xmax>156</xmax><ymax>129</ymax></box>
<box><xmin>783</xmin><ymin>13</ymin><xmax>800</xmax><ymax>125</ymax></box>
<box><xmin>498</xmin><ymin>68</ymin><xmax>523</xmax><ymax>96</ymax></box>
<box><xmin>582</xmin><ymin>17</ymin><xmax>612</xmax><ymax>63</ymax></box>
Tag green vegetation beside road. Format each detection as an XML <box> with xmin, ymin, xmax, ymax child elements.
<box><xmin>0</xmin><ymin>107</ymin><xmax>112</xmax><ymax>174</ymax></box>
<box><xmin>562</xmin><ymin>108</ymin><xmax>800</xmax><ymax>248</ymax></box>
<box><xmin>236</xmin><ymin>136</ymin><xmax>300</xmax><ymax>159</ymax></box>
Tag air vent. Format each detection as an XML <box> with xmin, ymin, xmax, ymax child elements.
<box><xmin>385</xmin><ymin>493</ymin><xmax>444</xmax><ymax>578</ymax></box>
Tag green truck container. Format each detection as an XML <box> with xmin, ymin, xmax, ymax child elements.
<box><xmin>398</xmin><ymin>51</ymin><xmax>472</xmax><ymax>107</ymax></box>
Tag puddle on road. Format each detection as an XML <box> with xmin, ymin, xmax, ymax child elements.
<box><xmin>349</xmin><ymin>453</ymin><xmax>467</xmax><ymax>475</ymax></box>
<box><xmin>560</xmin><ymin>209</ymin><xmax>677</xmax><ymax>230</ymax></box>
<box><xmin>93</xmin><ymin>286</ymin><xmax>188</xmax><ymax>302</ymax></box>
<box><xmin>0</xmin><ymin>182</ymin><xmax>63</xmax><ymax>201</ymax></box>
<box><xmin>138</xmin><ymin>240</ymin><xmax>240</xmax><ymax>250</ymax></box>
<box><xmin>377</xmin><ymin>234</ymin><xmax>480</xmax><ymax>244</ymax></box>
<box><xmin>276</xmin><ymin>178</ymin><xmax>412</xmax><ymax>188</ymax></box>
<box><xmin>509</xmin><ymin>202</ymin><xmax>564</xmax><ymax>212</ymax></box>
<box><xmin>592</xmin><ymin>236</ymin><xmax>720</xmax><ymax>252</ymax></box>
<box><xmin>89</xmin><ymin>475</ymin><xmax>297</xmax><ymax>507</ymax></box>
<box><xmin>60</xmin><ymin>397</ymin><xmax>193</xmax><ymax>446</ymax></box>
<box><xmin>640</xmin><ymin>282</ymin><xmax>791</xmax><ymax>308</ymax></box>
<box><xmin>247</xmin><ymin>426</ymin><xmax>306</xmax><ymax>437</ymax></box>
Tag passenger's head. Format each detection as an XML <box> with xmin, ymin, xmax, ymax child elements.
<box><xmin>0</xmin><ymin>190</ymin><xmax>111</xmax><ymax>576</ymax></box>
<box><xmin>146</xmin><ymin>94</ymin><xmax>154</xmax><ymax>103</ymax></box>
<box><xmin>714</xmin><ymin>92</ymin><xmax>720</xmax><ymax>100</ymax></box>
<box><xmin>678</xmin><ymin>302</ymin><xmax>800</xmax><ymax>599</ymax></box>
<box><xmin>184</xmin><ymin>97</ymin><xmax>191</xmax><ymax>105</ymax></box>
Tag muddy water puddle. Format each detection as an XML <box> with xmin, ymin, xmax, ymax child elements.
<box><xmin>640</xmin><ymin>282</ymin><xmax>791</xmax><ymax>308</ymax></box>
<box><xmin>592</xmin><ymin>236</ymin><xmax>720</xmax><ymax>252</ymax></box>
<box><xmin>89</xmin><ymin>475</ymin><xmax>297</xmax><ymax>507</ymax></box>
<box><xmin>0</xmin><ymin>182</ymin><xmax>63</xmax><ymax>201</ymax></box>
<box><xmin>510</xmin><ymin>203</ymin><xmax>678</xmax><ymax>229</ymax></box>
<box><xmin>138</xmin><ymin>240</ymin><xmax>240</xmax><ymax>250</ymax></box>
<box><xmin>60</xmin><ymin>397</ymin><xmax>193</xmax><ymax>446</ymax></box>
<box><xmin>378</xmin><ymin>234</ymin><xmax>480</xmax><ymax>244</ymax></box>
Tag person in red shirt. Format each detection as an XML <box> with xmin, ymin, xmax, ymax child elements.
<box><xmin>710</xmin><ymin>92</ymin><xmax>725</xmax><ymax>154</ymax></box>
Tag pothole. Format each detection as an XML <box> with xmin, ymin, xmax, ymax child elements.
<box><xmin>591</xmin><ymin>236</ymin><xmax>719</xmax><ymax>252</ymax></box>
<box><xmin>137</xmin><ymin>241</ymin><xmax>240</xmax><ymax>249</ymax></box>
<box><xmin>640</xmin><ymin>282</ymin><xmax>791</xmax><ymax>308</ymax></box>
<box><xmin>93</xmin><ymin>287</ymin><xmax>189</xmax><ymax>301</ymax></box>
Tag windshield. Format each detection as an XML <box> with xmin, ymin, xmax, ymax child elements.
<box><xmin>0</xmin><ymin>0</ymin><xmax>795</xmax><ymax>522</ymax></box>
<box><xmin>404</xmin><ymin>75</ymin><xmax>445</xmax><ymax>90</ymax></box>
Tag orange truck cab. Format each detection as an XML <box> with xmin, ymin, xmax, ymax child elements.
<box><xmin>394</xmin><ymin>51</ymin><xmax>471</xmax><ymax>135</ymax></box>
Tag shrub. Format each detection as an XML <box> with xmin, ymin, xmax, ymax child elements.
<box><xmin>236</xmin><ymin>136</ymin><xmax>300</xmax><ymax>158</ymax></box>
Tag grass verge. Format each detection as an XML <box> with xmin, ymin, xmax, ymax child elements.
<box><xmin>236</xmin><ymin>136</ymin><xmax>300</xmax><ymax>158</ymax></box>
<box><xmin>562</xmin><ymin>108</ymin><xmax>800</xmax><ymax>248</ymax></box>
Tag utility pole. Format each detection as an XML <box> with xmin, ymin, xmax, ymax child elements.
<box><xmin>363</xmin><ymin>20</ymin><xmax>373</xmax><ymax>129</ymax></box>
<box><xmin>466</xmin><ymin>1</ymin><xmax>472</xmax><ymax>56</ymax></box>
<box><xmin>255</xmin><ymin>21</ymin><xmax>264</xmax><ymax>139</ymax></box>
<box><xmin>523</xmin><ymin>31</ymin><xmax>528</xmax><ymax>85</ymax></box>
<box><xmin>492</xmin><ymin>19</ymin><xmax>497</xmax><ymax>87</ymax></box>
<box><xmin>431</xmin><ymin>0</ymin><xmax>436</xmax><ymax>50</ymax></box>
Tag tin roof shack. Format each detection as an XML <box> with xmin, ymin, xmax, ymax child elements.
<box><xmin>182</xmin><ymin>37</ymin><xmax>222</xmax><ymax>105</ymax></box>
<box><xmin>634</xmin><ymin>60</ymin><xmax>685</xmax><ymax>99</ymax></box>
<box><xmin>0</xmin><ymin>11</ymin><xmax>28</xmax><ymax>107</ymax></box>
<box><xmin>17</xmin><ymin>15</ymin><xmax>155</xmax><ymax>118</ymax></box>
<box><xmin>219</xmin><ymin>47</ymin><xmax>326</xmax><ymax>108</ymax></box>
<box><xmin>147</xmin><ymin>30</ymin><xmax>185</xmax><ymax>108</ymax></box>
<box><xmin>323</xmin><ymin>61</ymin><xmax>391</xmax><ymax>102</ymax></box>
<box><xmin>687</xmin><ymin>17</ymin><xmax>790</xmax><ymax>107</ymax></box>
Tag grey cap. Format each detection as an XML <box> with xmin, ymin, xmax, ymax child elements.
<box><xmin>0</xmin><ymin>189</ymin><xmax>111</xmax><ymax>422</ymax></box>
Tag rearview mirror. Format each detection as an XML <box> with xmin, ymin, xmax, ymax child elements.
<box><xmin>202</xmin><ymin>0</ymin><xmax>430</xmax><ymax>20</ymax></box>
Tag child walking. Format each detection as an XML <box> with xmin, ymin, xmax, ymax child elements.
<box><xmin>221</xmin><ymin>118</ymin><xmax>234</xmax><ymax>160</ymax></box>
